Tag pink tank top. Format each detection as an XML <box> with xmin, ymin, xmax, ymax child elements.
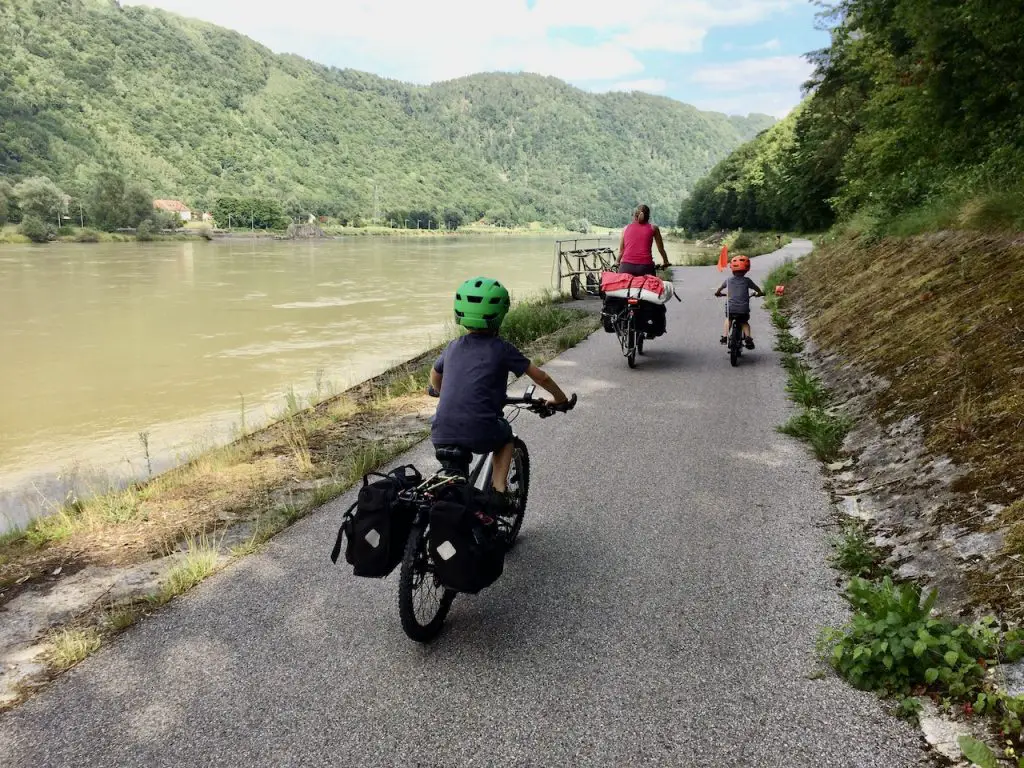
<box><xmin>621</xmin><ymin>222</ymin><xmax>655</xmax><ymax>265</ymax></box>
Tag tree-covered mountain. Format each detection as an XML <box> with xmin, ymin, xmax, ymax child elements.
<box><xmin>0</xmin><ymin>0</ymin><xmax>774</xmax><ymax>228</ymax></box>
<box><xmin>679</xmin><ymin>0</ymin><xmax>1024</xmax><ymax>234</ymax></box>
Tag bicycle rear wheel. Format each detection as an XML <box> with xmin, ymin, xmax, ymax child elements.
<box><xmin>501</xmin><ymin>437</ymin><xmax>531</xmax><ymax>549</ymax></box>
<box><xmin>620</xmin><ymin>312</ymin><xmax>636</xmax><ymax>368</ymax></box>
<box><xmin>398</xmin><ymin>524</ymin><xmax>456</xmax><ymax>643</ymax></box>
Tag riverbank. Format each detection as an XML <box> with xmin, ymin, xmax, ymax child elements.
<box><xmin>0</xmin><ymin>294</ymin><xmax>600</xmax><ymax>709</ymax></box>
<box><xmin>0</xmin><ymin>222</ymin><xmax>620</xmax><ymax>245</ymax></box>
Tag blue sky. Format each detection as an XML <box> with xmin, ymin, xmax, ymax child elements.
<box><xmin>127</xmin><ymin>0</ymin><xmax>831</xmax><ymax>118</ymax></box>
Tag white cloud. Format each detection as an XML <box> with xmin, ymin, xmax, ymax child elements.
<box><xmin>690</xmin><ymin>55</ymin><xmax>813</xmax><ymax>92</ymax></box>
<box><xmin>723</xmin><ymin>38</ymin><xmax>782</xmax><ymax>51</ymax></box>
<box><xmin>602</xmin><ymin>79</ymin><xmax>669</xmax><ymax>94</ymax></box>
<box><xmin>126</xmin><ymin>0</ymin><xmax>799</xmax><ymax>85</ymax></box>
<box><xmin>691</xmin><ymin>91</ymin><xmax>800</xmax><ymax>119</ymax></box>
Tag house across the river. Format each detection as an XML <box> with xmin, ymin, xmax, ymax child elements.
<box><xmin>153</xmin><ymin>199</ymin><xmax>192</xmax><ymax>222</ymax></box>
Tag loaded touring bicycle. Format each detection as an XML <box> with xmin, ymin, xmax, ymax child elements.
<box><xmin>330</xmin><ymin>385</ymin><xmax>576</xmax><ymax>642</ymax></box>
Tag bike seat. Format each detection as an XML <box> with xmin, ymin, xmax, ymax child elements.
<box><xmin>434</xmin><ymin>445</ymin><xmax>473</xmax><ymax>473</ymax></box>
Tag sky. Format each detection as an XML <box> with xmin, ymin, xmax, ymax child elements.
<box><xmin>124</xmin><ymin>0</ymin><xmax>831</xmax><ymax>118</ymax></box>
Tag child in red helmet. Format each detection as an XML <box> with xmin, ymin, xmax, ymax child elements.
<box><xmin>715</xmin><ymin>255</ymin><xmax>764</xmax><ymax>349</ymax></box>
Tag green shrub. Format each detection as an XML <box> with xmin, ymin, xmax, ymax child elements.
<box><xmin>823</xmin><ymin>576</ymin><xmax>995</xmax><ymax>697</ymax></box>
<box><xmin>730</xmin><ymin>231</ymin><xmax>755</xmax><ymax>250</ymax></box>
<box><xmin>136</xmin><ymin>219</ymin><xmax>155</xmax><ymax>241</ymax></box>
<box><xmin>74</xmin><ymin>228</ymin><xmax>101</xmax><ymax>243</ymax></box>
<box><xmin>19</xmin><ymin>215</ymin><xmax>55</xmax><ymax>242</ymax></box>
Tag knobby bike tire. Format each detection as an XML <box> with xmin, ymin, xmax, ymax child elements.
<box><xmin>398</xmin><ymin>523</ymin><xmax>456</xmax><ymax>643</ymax></box>
<box><xmin>570</xmin><ymin>276</ymin><xmax>583</xmax><ymax>301</ymax></box>
<box><xmin>504</xmin><ymin>437</ymin><xmax>531</xmax><ymax>548</ymax></box>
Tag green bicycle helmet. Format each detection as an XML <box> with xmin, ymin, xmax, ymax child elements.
<box><xmin>453</xmin><ymin>276</ymin><xmax>511</xmax><ymax>331</ymax></box>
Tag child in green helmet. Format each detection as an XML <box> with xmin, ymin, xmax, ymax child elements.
<box><xmin>429</xmin><ymin>277</ymin><xmax>570</xmax><ymax>503</ymax></box>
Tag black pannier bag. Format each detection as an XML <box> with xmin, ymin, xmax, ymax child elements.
<box><xmin>601</xmin><ymin>295</ymin><xmax>666</xmax><ymax>338</ymax></box>
<box><xmin>428</xmin><ymin>485</ymin><xmax>506</xmax><ymax>594</ymax></box>
<box><xmin>330</xmin><ymin>464</ymin><xmax>422</xmax><ymax>578</ymax></box>
<box><xmin>636</xmin><ymin>301</ymin><xmax>667</xmax><ymax>338</ymax></box>
<box><xmin>601</xmin><ymin>295</ymin><xmax>625</xmax><ymax>332</ymax></box>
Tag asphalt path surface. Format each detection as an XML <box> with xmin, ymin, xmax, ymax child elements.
<box><xmin>0</xmin><ymin>239</ymin><xmax>929</xmax><ymax>767</ymax></box>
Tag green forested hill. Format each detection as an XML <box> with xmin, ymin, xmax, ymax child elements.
<box><xmin>678</xmin><ymin>0</ymin><xmax>1024</xmax><ymax>234</ymax></box>
<box><xmin>0</xmin><ymin>0</ymin><xmax>774</xmax><ymax>227</ymax></box>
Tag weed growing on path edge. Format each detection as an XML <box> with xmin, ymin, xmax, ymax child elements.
<box><xmin>157</xmin><ymin>534</ymin><xmax>220</xmax><ymax>603</ymax></box>
<box><xmin>829</xmin><ymin>518</ymin><xmax>888</xmax><ymax>579</ymax></box>
<box><xmin>45</xmin><ymin>628</ymin><xmax>102</xmax><ymax>670</ymax></box>
<box><xmin>819</xmin><ymin>575</ymin><xmax>1024</xmax><ymax>747</ymax></box>
<box><xmin>767</xmin><ymin>261</ymin><xmax>850</xmax><ymax>463</ymax></box>
<box><xmin>785</xmin><ymin>365</ymin><xmax>829</xmax><ymax>409</ymax></box>
<box><xmin>779</xmin><ymin>408</ymin><xmax>851</xmax><ymax>462</ymax></box>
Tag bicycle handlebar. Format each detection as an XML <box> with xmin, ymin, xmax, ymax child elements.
<box><xmin>508</xmin><ymin>392</ymin><xmax>577</xmax><ymax>418</ymax></box>
<box><xmin>426</xmin><ymin>387</ymin><xmax>578</xmax><ymax>418</ymax></box>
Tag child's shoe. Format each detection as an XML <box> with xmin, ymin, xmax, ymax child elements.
<box><xmin>743</xmin><ymin>336</ymin><xmax>755</xmax><ymax>350</ymax></box>
<box><xmin>719</xmin><ymin>335</ymin><xmax>727</xmax><ymax>345</ymax></box>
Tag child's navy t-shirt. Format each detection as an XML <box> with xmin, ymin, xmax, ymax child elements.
<box><xmin>431</xmin><ymin>333</ymin><xmax>531</xmax><ymax>447</ymax></box>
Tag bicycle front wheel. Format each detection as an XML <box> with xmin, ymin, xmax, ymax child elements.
<box><xmin>398</xmin><ymin>524</ymin><xmax>456</xmax><ymax>643</ymax></box>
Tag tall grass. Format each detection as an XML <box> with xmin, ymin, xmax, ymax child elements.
<box><xmin>156</xmin><ymin>534</ymin><xmax>220</xmax><ymax>603</ymax></box>
<box><xmin>501</xmin><ymin>299</ymin><xmax>579</xmax><ymax>349</ymax></box>
<box><xmin>46</xmin><ymin>628</ymin><xmax>103</xmax><ymax>670</ymax></box>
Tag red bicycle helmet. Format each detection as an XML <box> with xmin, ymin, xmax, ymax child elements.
<box><xmin>730</xmin><ymin>255</ymin><xmax>751</xmax><ymax>272</ymax></box>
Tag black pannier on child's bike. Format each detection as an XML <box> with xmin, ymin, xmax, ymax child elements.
<box><xmin>330</xmin><ymin>385</ymin><xmax>577</xmax><ymax>643</ymax></box>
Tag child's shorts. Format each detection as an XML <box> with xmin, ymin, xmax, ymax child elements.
<box><xmin>727</xmin><ymin>312</ymin><xmax>751</xmax><ymax>325</ymax></box>
<box><xmin>432</xmin><ymin>418</ymin><xmax>513</xmax><ymax>455</ymax></box>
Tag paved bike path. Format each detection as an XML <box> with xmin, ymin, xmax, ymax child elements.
<box><xmin>0</xmin><ymin>239</ymin><xmax>927</xmax><ymax>767</ymax></box>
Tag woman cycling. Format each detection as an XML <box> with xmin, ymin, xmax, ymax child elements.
<box><xmin>616</xmin><ymin>204</ymin><xmax>670</xmax><ymax>276</ymax></box>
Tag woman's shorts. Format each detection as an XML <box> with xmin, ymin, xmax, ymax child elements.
<box><xmin>618</xmin><ymin>262</ymin><xmax>657</xmax><ymax>277</ymax></box>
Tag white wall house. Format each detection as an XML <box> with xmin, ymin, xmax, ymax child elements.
<box><xmin>153</xmin><ymin>199</ymin><xmax>192</xmax><ymax>221</ymax></box>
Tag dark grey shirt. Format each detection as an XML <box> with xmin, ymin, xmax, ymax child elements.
<box><xmin>719</xmin><ymin>276</ymin><xmax>762</xmax><ymax>314</ymax></box>
<box><xmin>431</xmin><ymin>333</ymin><xmax>530</xmax><ymax>446</ymax></box>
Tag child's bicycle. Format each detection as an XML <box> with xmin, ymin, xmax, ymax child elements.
<box><xmin>397</xmin><ymin>385</ymin><xmax>577</xmax><ymax>642</ymax></box>
<box><xmin>725</xmin><ymin>310</ymin><xmax>745</xmax><ymax>367</ymax></box>
<box><xmin>721</xmin><ymin>294</ymin><xmax>763</xmax><ymax>367</ymax></box>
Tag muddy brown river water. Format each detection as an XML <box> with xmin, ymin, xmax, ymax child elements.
<box><xmin>0</xmin><ymin>234</ymin><xmax>587</xmax><ymax>530</ymax></box>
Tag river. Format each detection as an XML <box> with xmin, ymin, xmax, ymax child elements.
<box><xmin>0</xmin><ymin>234</ymin><xmax>584</xmax><ymax>530</ymax></box>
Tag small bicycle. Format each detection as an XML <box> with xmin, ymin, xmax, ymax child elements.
<box><xmin>721</xmin><ymin>294</ymin><xmax>763</xmax><ymax>367</ymax></box>
<box><xmin>396</xmin><ymin>386</ymin><xmax>577</xmax><ymax>642</ymax></box>
<box><xmin>725</xmin><ymin>310</ymin><xmax>745</xmax><ymax>367</ymax></box>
